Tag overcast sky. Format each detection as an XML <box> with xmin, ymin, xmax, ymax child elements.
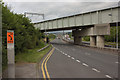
<box><xmin>3</xmin><ymin>0</ymin><xmax>119</xmax><ymax>23</ymax></box>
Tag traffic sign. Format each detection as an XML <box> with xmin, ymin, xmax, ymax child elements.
<box><xmin>7</xmin><ymin>31</ymin><xmax>14</xmax><ymax>43</ymax></box>
<box><xmin>7</xmin><ymin>30</ymin><xmax>15</xmax><ymax>78</ymax></box>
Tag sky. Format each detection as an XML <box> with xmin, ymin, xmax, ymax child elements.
<box><xmin>3</xmin><ymin>0</ymin><xmax>119</xmax><ymax>23</ymax></box>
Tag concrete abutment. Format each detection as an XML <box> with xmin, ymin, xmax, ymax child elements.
<box><xmin>96</xmin><ymin>35</ymin><xmax>105</xmax><ymax>48</ymax></box>
<box><xmin>72</xmin><ymin>24</ymin><xmax>110</xmax><ymax>48</ymax></box>
<box><xmin>74</xmin><ymin>36</ymin><xmax>82</xmax><ymax>45</ymax></box>
<box><xmin>90</xmin><ymin>36</ymin><xmax>96</xmax><ymax>47</ymax></box>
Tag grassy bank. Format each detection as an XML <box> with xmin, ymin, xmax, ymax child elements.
<box><xmin>15</xmin><ymin>45</ymin><xmax>52</xmax><ymax>63</ymax></box>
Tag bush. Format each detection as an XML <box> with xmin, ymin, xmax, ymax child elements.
<box><xmin>48</xmin><ymin>34</ymin><xmax>56</xmax><ymax>39</ymax></box>
<box><xmin>83</xmin><ymin>36</ymin><xmax>90</xmax><ymax>41</ymax></box>
<box><xmin>1</xmin><ymin>2</ymin><xmax>45</xmax><ymax>69</ymax></box>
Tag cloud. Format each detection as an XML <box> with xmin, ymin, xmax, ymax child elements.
<box><xmin>3</xmin><ymin>0</ymin><xmax>120</xmax><ymax>2</ymax></box>
<box><xmin>4</xmin><ymin>2</ymin><xmax>118</xmax><ymax>23</ymax></box>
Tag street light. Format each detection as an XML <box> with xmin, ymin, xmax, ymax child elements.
<box><xmin>108</xmin><ymin>13</ymin><xmax>118</xmax><ymax>49</ymax></box>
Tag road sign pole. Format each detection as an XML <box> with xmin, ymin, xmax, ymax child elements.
<box><xmin>7</xmin><ymin>30</ymin><xmax>15</xmax><ymax>78</ymax></box>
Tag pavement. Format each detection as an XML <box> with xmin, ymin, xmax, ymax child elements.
<box><xmin>42</xmin><ymin>39</ymin><xmax>118</xmax><ymax>79</ymax></box>
<box><xmin>15</xmin><ymin>63</ymin><xmax>38</xmax><ymax>78</ymax></box>
<box><xmin>2</xmin><ymin>63</ymin><xmax>38</xmax><ymax>78</ymax></box>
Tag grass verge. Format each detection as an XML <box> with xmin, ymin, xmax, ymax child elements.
<box><xmin>15</xmin><ymin>45</ymin><xmax>52</xmax><ymax>63</ymax></box>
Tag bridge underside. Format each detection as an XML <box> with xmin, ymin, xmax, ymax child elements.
<box><xmin>41</xmin><ymin>22</ymin><xmax>119</xmax><ymax>48</ymax></box>
<box><xmin>72</xmin><ymin>23</ymin><xmax>111</xmax><ymax>48</ymax></box>
<box><xmin>34</xmin><ymin>7</ymin><xmax>120</xmax><ymax>48</ymax></box>
<box><xmin>40</xmin><ymin>22</ymin><xmax>119</xmax><ymax>32</ymax></box>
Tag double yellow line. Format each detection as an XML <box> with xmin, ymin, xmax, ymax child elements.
<box><xmin>41</xmin><ymin>47</ymin><xmax>55</xmax><ymax>80</ymax></box>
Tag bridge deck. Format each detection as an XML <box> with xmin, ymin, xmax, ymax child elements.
<box><xmin>34</xmin><ymin>6</ymin><xmax>119</xmax><ymax>31</ymax></box>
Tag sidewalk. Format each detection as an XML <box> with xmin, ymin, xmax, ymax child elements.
<box><xmin>2</xmin><ymin>63</ymin><xmax>39</xmax><ymax>78</ymax></box>
<box><xmin>15</xmin><ymin>63</ymin><xmax>38</xmax><ymax>78</ymax></box>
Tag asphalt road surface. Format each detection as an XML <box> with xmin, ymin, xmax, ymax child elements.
<box><xmin>42</xmin><ymin>39</ymin><xmax>118</xmax><ymax>79</ymax></box>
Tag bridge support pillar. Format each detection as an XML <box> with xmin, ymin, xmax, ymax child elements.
<box><xmin>90</xmin><ymin>36</ymin><xmax>96</xmax><ymax>47</ymax></box>
<box><xmin>96</xmin><ymin>35</ymin><xmax>104</xmax><ymax>48</ymax></box>
<box><xmin>74</xmin><ymin>36</ymin><xmax>82</xmax><ymax>45</ymax></box>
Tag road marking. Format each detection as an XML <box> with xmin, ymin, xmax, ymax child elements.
<box><xmin>55</xmin><ymin>48</ymin><xmax>59</xmax><ymax>51</ymax></box>
<box><xmin>65</xmin><ymin>53</ymin><xmax>67</xmax><ymax>56</ymax></box>
<box><xmin>92</xmin><ymin>68</ymin><xmax>100</xmax><ymax>73</ymax></box>
<box><xmin>44</xmin><ymin>48</ymin><xmax>54</xmax><ymax>79</ymax></box>
<box><xmin>53</xmin><ymin>44</ymin><xmax>114</xmax><ymax>79</ymax></box>
<box><xmin>105</xmin><ymin>75</ymin><xmax>112</xmax><ymax>78</ymax></box>
<box><xmin>41</xmin><ymin>47</ymin><xmax>55</xmax><ymax>80</ymax></box>
<box><xmin>68</xmin><ymin>55</ymin><xmax>71</xmax><ymax>58</ymax></box>
<box><xmin>115</xmin><ymin>62</ymin><xmax>119</xmax><ymax>64</ymax></box>
<box><xmin>60</xmin><ymin>51</ymin><xmax>63</xmax><ymax>53</ymax></box>
<box><xmin>41</xmin><ymin>49</ymin><xmax>52</xmax><ymax>79</ymax></box>
<box><xmin>71</xmin><ymin>57</ymin><xmax>75</xmax><ymax>60</ymax></box>
<box><xmin>41</xmin><ymin>62</ymin><xmax>46</xmax><ymax>79</ymax></box>
<box><xmin>82</xmin><ymin>63</ymin><xmax>89</xmax><ymax>67</ymax></box>
<box><xmin>76</xmin><ymin>60</ymin><xmax>81</xmax><ymax>63</ymax></box>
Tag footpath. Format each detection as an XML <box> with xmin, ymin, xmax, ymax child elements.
<box><xmin>2</xmin><ymin>44</ymin><xmax>51</xmax><ymax>79</ymax></box>
<box><xmin>2</xmin><ymin>63</ymin><xmax>39</xmax><ymax>78</ymax></box>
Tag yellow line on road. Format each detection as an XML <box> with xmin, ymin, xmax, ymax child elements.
<box><xmin>44</xmin><ymin>48</ymin><xmax>55</xmax><ymax>79</ymax></box>
<box><xmin>41</xmin><ymin>48</ymin><xmax>52</xmax><ymax>79</ymax></box>
<box><xmin>41</xmin><ymin>47</ymin><xmax>55</xmax><ymax>80</ymax></box>
<box><xmin>41</xmin><ymin>54</ymin><xmax>48</xmax><ymax>80</ymax></box>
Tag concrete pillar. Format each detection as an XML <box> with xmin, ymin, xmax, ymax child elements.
<box><xmin>74</xmin><ymin>36</ymin><xmax>82</xmax><ymax>45</ymax></box>
<box><xmin>90</xmin><ymin>36</ymin><xmax>96</xmax><ymax>46</ymax></box>
<box><xmin>96</xmin><ymin>35</ymin><xmax>104</xmax><ymax>48</ymax></box>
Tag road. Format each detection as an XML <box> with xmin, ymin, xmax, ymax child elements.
<box><xmin>40</xmin><ymin>39</ymin><xmax>118</xmax><ymax>79</ymax></box>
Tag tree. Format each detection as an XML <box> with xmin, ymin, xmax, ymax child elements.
<box><xmin>1</xmin><ymin>2</ymin><xmax>45</xmax><ymax>69</ymax></box>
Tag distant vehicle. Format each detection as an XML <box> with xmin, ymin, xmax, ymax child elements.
<box><xmin>56</xmin><ymin>37</ymin><xmax>60</xmax><ymax>39</ymax></box>
<box><xmin>68</xmin><ymin>38</ymin><xmax>70</xmax><ymax>40</ymax></box>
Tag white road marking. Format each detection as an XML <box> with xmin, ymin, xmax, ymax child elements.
<box><xmin>65</xmin><ymin>53</ymin><xmax>67</xmax><ymax>56</ymax></box>
<box><xmin>92</xmin><ymin>68</ymin><xmax>100</xmax><ymax>73</ymax></box>
<box><xmin>53</xmin><ymin>45</ymin><xmax>114</xmax><ymax>79</ymax></box>
<box><xmin>55</xmin><ymin>48</ymin><xmax>60</xmax><ymax>51</ymax></box>
<box><xmin>55</xmin><ymin>48</ymin><xmax>58</xmax><ymax>50</ymax></box>
<box><xmin>85</xmin><ymin>52</ymin><xmax>91</xmax><ymax>56</ymax></box>
<box><xmin>60</xmin><ymin>51</ymin><xmax>63</xmax><ymax>53</ymax></box>
<box><xmin>68</xmin><ymin>55</ymin><xmax>71</xmax><ymax>58</ymax></box>
<box><xmin>71</xmin><ymin>57</ymin><xmax>75</xmax><ymax>60</ymax></box>
<box><xmin>105</xmin><ymin>75</ymin><xmax>112</xmax><ymax>78</ymax></box>
<box><xmin>76</xmin><ymin>60</ymin><xmax>81</xmax><ymax>63</ymax></box>
<box><xmin>115</xmin><ymin>62</ymin><xmax>119</xmax><ymax>64</ymax></box>
<box><xmin>82</xmin><ymin>63</ymin><xmax>89</xmax><ymax>67</ymax></box>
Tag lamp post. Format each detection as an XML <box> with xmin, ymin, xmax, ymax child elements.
<box><xmin>108</xmin><ymin>13</ymin><xmax>118</xmax><ymax>49</ymax></box>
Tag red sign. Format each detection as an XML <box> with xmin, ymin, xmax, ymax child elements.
<box><xmin>7</xmin><ymin>32</ymin><xmax>14</xmax><ymax>43</ymax></box>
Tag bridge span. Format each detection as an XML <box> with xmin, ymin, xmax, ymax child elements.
<box><xmin>34</xmin><ymin>6</ymin><xmax>120</xmax><ymax>48</ymax></box>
